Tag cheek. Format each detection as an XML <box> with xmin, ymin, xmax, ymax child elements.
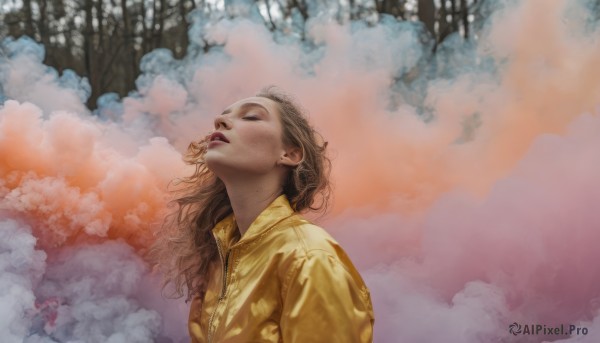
<box><xmin>240</xmin><ymin>127</ymin><xmax>282</xmax><ymax>154</ymax></box>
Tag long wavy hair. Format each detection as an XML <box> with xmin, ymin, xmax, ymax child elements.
<box><xmin>150</xmin><ymin>86</ymin><xmax>332</xmax><ymax>302</ymax></box>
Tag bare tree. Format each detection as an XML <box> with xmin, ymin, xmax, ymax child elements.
<box><xmin>22</xmin><ymin>0</ymin><xmax>36</xmax><ymax>37</ymax></box>
<box><xmin>418</xmin><ymin>0</ymin><xmax>435</xmax><ymax>37</ymax></box>
<box><xmin>0</xmin><ymin>0</ymin><xmax>485</xmax><ymax>108</ymax></box>
<box><xmin>374</xmin><ymin>0</ymin><xmax>406</xmax><ymax>19</ymax></box>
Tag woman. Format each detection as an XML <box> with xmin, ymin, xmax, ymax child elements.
<box><xmin>153</xmin><ymin>87</ymin><xmax>374</xmax><ymax>342</ymax></box>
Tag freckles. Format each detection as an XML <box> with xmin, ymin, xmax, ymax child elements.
<box><xmin>245</xmin><ymin>128</ymin><xmax>281</xmax><ymax>148</ymax></box>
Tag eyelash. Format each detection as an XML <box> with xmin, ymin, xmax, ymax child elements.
<box><xmin>243</xmin><ymin>116</ymin><xmax>259</xmax><ymax>120</ymax></box>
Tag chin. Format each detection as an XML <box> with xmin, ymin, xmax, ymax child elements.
<box><xmin>204</xmin><ymin>156</ymin><xmax>221</xmax><ymax>168</ymax></box>
<box><xmin>204</xmin><ymin>154</ymin><xmax>222</xmax><ymax>170</ymax></box>
<box><xmin>205</xmin><ymin>157</ymin><xmax>236</xmax><ymax>178</ymax></box>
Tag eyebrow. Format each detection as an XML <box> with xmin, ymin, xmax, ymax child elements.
<box><xmin>221</xmin><ymin>102</ymin><xmax>270</xmax><ymax>116</ymax></box>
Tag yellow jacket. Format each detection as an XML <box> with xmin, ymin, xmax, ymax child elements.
<box><xmin>188</xmin><ymin>195</ymin><xmax>374</xmax><ymax>342</ymax></box>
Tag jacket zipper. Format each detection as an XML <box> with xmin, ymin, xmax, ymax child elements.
<box><xmin>207</xmin><ymin>236</ymin><xmax>231</xmax><ymax>343</ymax></box>
<box><xmin>220</xmin><ymin>250</ymin><xmax>231</xmax><ymax>299</ymax></box>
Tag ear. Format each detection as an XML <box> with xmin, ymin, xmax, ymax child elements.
<box><xmin>278</xmin><ymin>146</ymin><xmax>303</xmax><ymax>167</ymax></box>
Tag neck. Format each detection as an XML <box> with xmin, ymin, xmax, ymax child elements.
<box><xmin>222</xmin><ymin>174</ymin><xmax>283</xmax><ymax>236</ymax></box>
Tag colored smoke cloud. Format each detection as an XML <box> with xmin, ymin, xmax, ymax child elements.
<box><xmin>1</xmin><ymin>0</ymin><xmax>600</xmax><ymax>342</ymax></box>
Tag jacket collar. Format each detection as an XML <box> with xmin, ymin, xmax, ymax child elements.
<box><xmin>212</xmin><ymin>194</ymin><xmax>295</xmax><ymax>250</ymax></box>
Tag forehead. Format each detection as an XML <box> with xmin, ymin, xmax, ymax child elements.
<box><xmin>224</xmin><ymin>96</ymin><xmax>280</xmax><ymax>116</ymax></box>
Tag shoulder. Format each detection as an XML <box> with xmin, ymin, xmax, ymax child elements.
<box><xmin>273</xmin><ymin>215</ymin><xmax>370</xmax><ymax>298</ymax></box>
<box><xmin>274</xmin><ymin>214</ymin><xmax>343</xmax><ymax>259</ymax></box>
<box><xmin>282</xmin><ymin>221</ymin><xmax>373</xmax><ymax>318</ymax></box>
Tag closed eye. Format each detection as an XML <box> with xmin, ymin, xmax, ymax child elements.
<box><xmin>243</xmin><ymin>116</ymin><xmax>260</xmax><ymax>120</ymax></box>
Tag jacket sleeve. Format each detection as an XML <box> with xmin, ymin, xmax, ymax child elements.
<box><xmin>280</xmin><ymin>251</ymin><xmax>375</xmax><ymax>343</ymax></box>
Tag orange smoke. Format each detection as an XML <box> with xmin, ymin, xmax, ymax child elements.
<box><xmin>0</xmin><ymin>100</ymin><xmax>185</xmax><ymax>249</ymax></box>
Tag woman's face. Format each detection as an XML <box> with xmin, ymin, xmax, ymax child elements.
<box><xmin>204</xmin><ymin>96</ymin><xmax>290</xmax><ymax>178</ymax></box>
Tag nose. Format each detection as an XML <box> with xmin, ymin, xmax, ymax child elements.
<box><xmin>214</xmin><ymin>115</ymin><xmax>232</xmax><ymax>130</ymax></box>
